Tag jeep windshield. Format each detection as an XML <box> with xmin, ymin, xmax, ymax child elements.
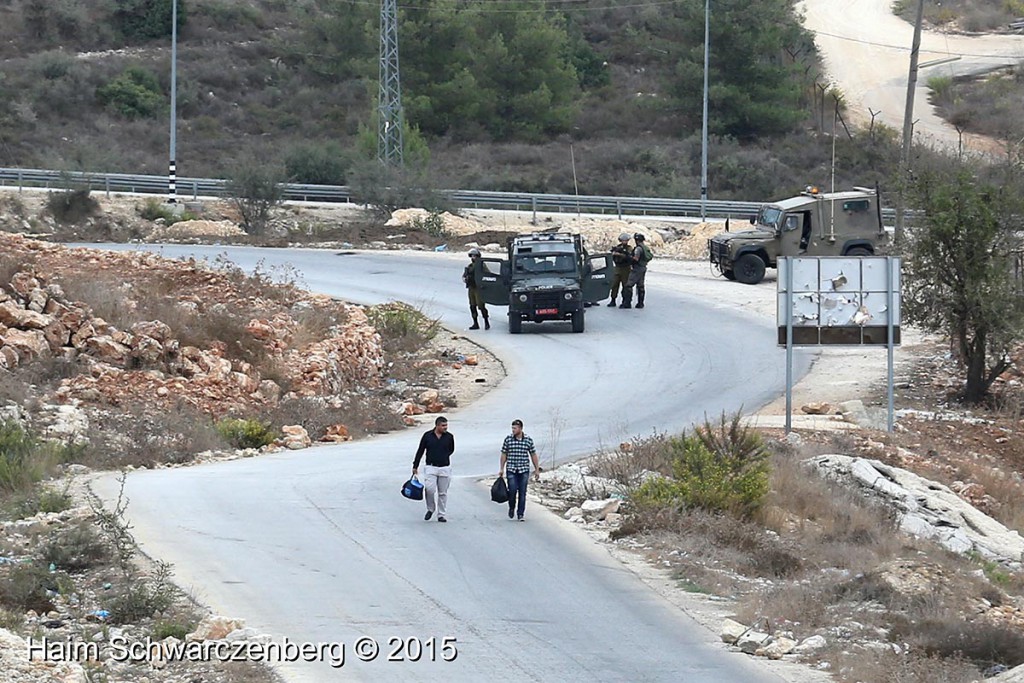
<box><xmin>514</xmin><ymin>253</ymin><xmax>576</xmax><ymax>275</ymax></box>
<box><xmin>755</xmin><ymin>206</ymin><xmax>783</xmax><ymax>229</ymax></box>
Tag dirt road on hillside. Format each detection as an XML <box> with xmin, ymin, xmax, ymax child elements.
<box><xmin>800</xmin><ymin>0</ymin><xmax>1024</xmax><ymax>153</ymax></box>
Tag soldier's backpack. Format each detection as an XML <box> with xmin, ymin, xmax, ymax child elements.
<box><xmin>639</xmin><ymin>244</ymin><xmax>654</xmax><ymax>265</ymax></box>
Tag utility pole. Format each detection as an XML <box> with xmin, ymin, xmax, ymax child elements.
<box><xmin>895</xmin><ymin>0</ymin><xmax>925</xmax><ymax>243</ymax></box>
<box><xmin>699</xmin><ymin>0</ymin><xmax>710</xmax><ymax>221</ymax></box>
<box><xmin>168</xmin><ymin>0</ymin><xmax>178</xmax><ymax>203</ymax></box>
<box><xmin>378</xmin><ymin>0</ymin><xmax>404</xmax><ymax>165</ymax></box>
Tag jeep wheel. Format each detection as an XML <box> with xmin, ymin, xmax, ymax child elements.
<box><xmin>509</xmin><ymin>316</ymin><xmax>522</xmax><ymax>334</ymax></box>
<box><xmin>571</xmin><ymin>311</ymin><xmax>585</xmax><ymax>333</ymax></box>
<box><xmin>734</xmin><ymin>254</ymin><xmax>766</xmax><ymax>285</ymax></box>
<box><xmin>846</xmin><ymin>246</ymin><xmax>872</xmax><ymax>256</ymax></box>
<box><xmin>723</xmin><ymin>269</ymin><xmax>736</xmax><ymax>281</ymax></box>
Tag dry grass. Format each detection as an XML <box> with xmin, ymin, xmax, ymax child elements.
<box><xmin>266</xmin><ymin>394</ymin><xmax>404</xmax><ymax>440</ymax></box>
<box><xmin>76</xmin><ymin>403</ymin><xmax>228</xmax><ymax>469</ymax></box>
<box><xmin>825</xmin><ymin>648</ymin><xmax>981</xmax><ymax>683</ymax></box>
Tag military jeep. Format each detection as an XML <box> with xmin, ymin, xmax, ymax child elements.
<box><xmin>709</xmin><ymin>186</ymin><xmax>887</xmax><ymax>285</ymax></box>
<box><xmin>474</xmin><ymin>232</ymin><xmax>612</xmax><ymax>334</ymax></box>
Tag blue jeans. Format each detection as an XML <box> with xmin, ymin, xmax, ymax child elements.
<box><xmin>506</xmin><ymin>470</ymin><xmax>529</xmax><ymax>518</ymax></box>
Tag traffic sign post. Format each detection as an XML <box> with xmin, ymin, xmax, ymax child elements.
<box><xmin>778</xmin><ymin>256</ymin><xmax>902</xmax><ymax>433</ymax></box>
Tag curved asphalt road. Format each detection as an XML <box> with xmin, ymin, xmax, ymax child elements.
<box><xmin>89</xmin><ymin>245</ymin><xmax>811</xmax><ymax>682</ymax></box>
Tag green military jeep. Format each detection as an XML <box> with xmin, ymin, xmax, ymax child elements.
<box><xmin>709</xmin><ymin>186</ymin><xmax>888</xmax><ymax>285</ymax></box>
<box><xmin>473</xmin><ymin>232</ymin><xmax>612</xmax><ymax>333</ymax></box>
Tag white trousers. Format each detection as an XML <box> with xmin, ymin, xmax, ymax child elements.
<box><xmin>424</xmin><ymin>465</ymin><xmax>452</xmax><ymax>516</ymax></box>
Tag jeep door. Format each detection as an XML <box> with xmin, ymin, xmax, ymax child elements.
<box><xmin>778</xmin><ymin>212</ymin><xmax>808</xmax><ymax>257</ymax></box>
<box><xmin>474</xmin><ymin>258</ymin><xmax>511</xmax><ymax>305</ymax></box>
<box><xmin>582</xmin><ymin>253</ymin><xmax>613</xmax><ymax>303</ymax></box>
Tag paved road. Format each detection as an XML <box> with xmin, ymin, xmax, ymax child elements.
<box><xmin>90</xmin><ymin>245</ymin><xmax>810</xmax><ymax>682</ymax></box>
<box><xmin>801</xmin><ymin>0</ymin><xmax>1024</xmax><ymax>152</ymax></box>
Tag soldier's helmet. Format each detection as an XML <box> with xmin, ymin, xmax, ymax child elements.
<box><xmin>618</xmin><ymin>233</ymin><xmax>630</xmax><ymax>242</ymax></box>
<box><xmin>634</xmin><ymin>233</ymin><xmax>645</xmax><ymax>242</ymax></box>
<box><xmin>468</xmin><ymin>248</ymin><xmax>481</xmax><ymax>257</ymax></box>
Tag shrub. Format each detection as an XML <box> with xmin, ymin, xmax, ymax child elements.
<box><xmin>283</xmin><ymin>141</ymin><xmax>351</xmax><ymax>185</ymax></box>
<box><xmin>138</xmin><ymin>198</ymin><xmax>196</xmax><ymax>224</ymax></box>
<box><xmin>0</xmin><ymin>563</ymin><xmax>58</xmax><ymax>613</ymax></box>
<box><xmin>152</xmin><ymin>619</ymin><xmax>194</xmax><ymax>640</ymax></box>
<box><xmin>0</xmin><ymin>421</ymin><xmax>64</xmax><ymax>495</ymax></box>
<box><xmin>46</xmin><ymin>188</ymin><xmax>99</xmax><ymax>224</ymax></box>
<box><xmin>215</xmin><ymin>418</ymin><xmax>275</xmax><ymax>450</ymax></box>
<box><xmin>36</xmin><ymin>487</ymin><xmax>72</xmax><ymax>514</ymax></box>
<box><xmin>409</xmin><ymin>210</ymin><xmax>451</xmax><ymax>238</ymax></box>
<box><xmin>366</xmin><ymin>302</ymin><xmax>441</xmax><ymax>352</ymax></box>
<box><xmin>226</xmin><ymin>160</ymin><xmax>286</xmax><ymax>235</ymax></box>
<box><xmin>631</xmin><ymin>412</ymin><xmax>770</xmax><ymax>518</ymax></box>
<box><xmin>108</xmin><ymin>562</ymin><xmax>178</xmax><ymax>623</ymax></box>
<box><xmin>96</xmin><ymin>67</ymin><xmax>164</xmax><ymax>120</ymax></box>
<box><xmin>41</xmin><ymin>524</ymin><xmax>109</xmax><ymax>572</ymax></box>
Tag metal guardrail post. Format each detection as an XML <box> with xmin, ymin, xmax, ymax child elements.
<box><xmin>616</xmin><ymin>199</ymin><xmax>622</xmax><ymax>220</ymax></box>
<box><xmin>531</xmin><ymin>196</ymin><xmax>537</xmax><ymax>224</ymax></box>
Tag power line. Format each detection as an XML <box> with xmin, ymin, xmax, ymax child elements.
<box><xmin>810</xmin><ymin>27</ymin><xmax>1024</xmax><ymax>60</ymax></box>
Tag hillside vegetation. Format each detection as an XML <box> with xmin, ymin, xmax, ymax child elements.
<box><xmin>0</xmin><ymin>0</ymin><xmax>901</xmax><ymax>201</ymax></box>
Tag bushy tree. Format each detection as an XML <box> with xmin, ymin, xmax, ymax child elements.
<box><xmin>115</xmin><ymin>0</ymin><xmax>186</xmax><ymax>42</ymax></box>
<box><xmin>284</xmin><ymin>141</ymin><xmax>352</xmax><ymax>185</ymax></box>
<box><xmin>664</xmin><ymin>0</ymin><xmax>814</xmax><ymax>139</ymax></box>
<box><xmin>903</xmin><ymin>153</ymin><xmax>1024</xmax><ymax>403</ymax></box>
<box><xmin>95</xmin><ymin>67</ymin><xmax>164</xmax><ymax>119</ymax></box>
<box><xmin>226</xmin><ymin>160</ymin><xmax>286</xmax><ymax>235</ymax></box>
<box><xmin>302</xmin><ymin>0</ymin><xmax>583</xmax><ymax>141</ymax></box>
<box><xmin>292</xmin><ymin>0</ymin><xmax>375</xmax><ymax>81</ymax></box>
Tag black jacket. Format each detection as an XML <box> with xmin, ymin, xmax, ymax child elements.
<box><xmin>413</xmin><ymin>429</ymin><xmax>455</xmax><ymax>468</ymax></box>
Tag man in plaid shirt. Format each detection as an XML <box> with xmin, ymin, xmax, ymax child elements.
<box><xmin>499</xmin><ymin>419</ymin><xmax>541</xmax><ymax>521</ymax></box>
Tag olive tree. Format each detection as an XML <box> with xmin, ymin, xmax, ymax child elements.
<box><xmin>902</xmin><ymin>154</ymin><xmax>1024</xmax><ymax>404</ymax></box>
<box><xmin>226</xmin><ymin>161</ymin><xmax>286</xmax><ymax>236</ymax></box>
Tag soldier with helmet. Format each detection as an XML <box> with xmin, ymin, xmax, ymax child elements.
<box><xmin>463</xmin><ymin>248</ymin><xmax>490</xmax><ymax>330</ymax></box>
<box><xmin>620</xmin><ymin>232</ymin><xmax>654</xmax><ymax>309</ymax></box>
<box><xmin>608</xmin><ymin>233</ymin><xmax>633</xmax><ymax>308</ymax></box>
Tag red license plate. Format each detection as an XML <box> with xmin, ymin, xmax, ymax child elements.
<box><xmin>536</xmin><ymin>308</ymin><xmax>558</xmax><ymax>315</ymax></box>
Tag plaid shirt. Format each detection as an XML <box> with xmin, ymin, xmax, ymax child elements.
<box><xmin>502</xmin><ymin>433</ymin><xmax>535</xmax><ymax>474</ymax></box>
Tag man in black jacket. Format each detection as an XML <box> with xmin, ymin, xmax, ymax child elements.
<box><xmin>412</xmin><ymin>416</ymin><xmax>455</xmax><ymax>522</ymax></box>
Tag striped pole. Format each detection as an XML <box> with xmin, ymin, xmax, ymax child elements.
<box><xmin>168</xmin><ymin>0</ymin><xmax>178</xmax><ymax>203</ymax></box>
<box><xmin>168</xmin><ymin>159</ymin><xmax>176</xmax><ymax>203</ymax></box>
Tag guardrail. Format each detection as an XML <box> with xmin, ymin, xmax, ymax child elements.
<box><xmin>0</xmin><ymin>166</ymin><xmax>900</xmax><ymax>223</ymax></box>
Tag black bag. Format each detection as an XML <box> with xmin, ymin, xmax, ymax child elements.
<box><xmin>401</xmin><ymin>477</ymin><xmax>424</xmax><ymax>501</ymax></box>
<box><xmin>490</xmin><ymin>476</ymin><xmax>509</xmax><ymax>504</ymax></box>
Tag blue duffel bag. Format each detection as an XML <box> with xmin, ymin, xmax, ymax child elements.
<box><xmin>401</xmin><ymin>476</ymin><xmax>424</xmax><ymax>500</ymax></box>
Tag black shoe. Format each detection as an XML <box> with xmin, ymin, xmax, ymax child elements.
<box><xmin>484</xmin><ymin>319</ymin><xmax>490</xmax><ymax>330</ymax></box>
<box><xmin>469</xmin><ymin>323</ymin><xmax>480</xmax><ymax>330</ymax></box>
<box><xmin>424</xmin><ymin>510</ymin><xmax>433</xmax><ymax>521</ymax></box>
<box><xmin>636</xmin><ymin>303</ymin><xmax>645</xmax><ymax>309</ymax></box>
<box><xmin>437</xmin><ymin>516</ymin><xmax>447</xmax><ymax>523</ymax></box>
<box><xmin>517</xmin><ymin>516</ymin><xmax>524</xmax><ymax>522</ymax></box>
<box><xmin>508</xmin><ymin>508</ymin><xmax>514</xmax><ymax>519</ymax></box>
<box><xmin>619</xmin><ymin>303</ymin><xmax>631</xmax><ymax>309</ymax></box>
<box><xmin>607</xmin><ymin>300</ymin><xmax>616</xmax><ymax>307</ymax></box>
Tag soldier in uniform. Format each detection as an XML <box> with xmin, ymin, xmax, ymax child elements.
<box><xmin>608</xmin><ymin>233</ymin><xmax>632</xmax><ymax>308</ymax></box>
<box><xmin>463</xmin><ymin>248</ymin><xmax>490</xmax><ymax>330</ymax></box>
<box><xmin>621</xmin><ymin>232</ymin><xmax>653</xmax><ymax>309</ymax></box>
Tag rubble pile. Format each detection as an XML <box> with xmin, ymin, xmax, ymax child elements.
<box><xmin>0</xmin><ymin>234</ymin><xmax>386</xmax><ymax>419</ymax></box>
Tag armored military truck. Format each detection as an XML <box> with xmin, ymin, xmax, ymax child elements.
<box><xmin>473</xmin><ymin>232</ymin><xmax>612</xmax><ymax>334</ymax></box>
<box><xmin>709</xmin><ymin>186</ymin><xmax>887</xmax><ymax>285</ymax></box>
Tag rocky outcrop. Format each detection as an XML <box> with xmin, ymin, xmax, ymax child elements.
<box><xmin>809</xmin><ymin>454</ymin><xmax>1024</xmax><ymax>568</ymax></box>
<box><xmin>0</xmin><ymin>234</ymin><xmax>390</xmax><ymax>419</ymax></box>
